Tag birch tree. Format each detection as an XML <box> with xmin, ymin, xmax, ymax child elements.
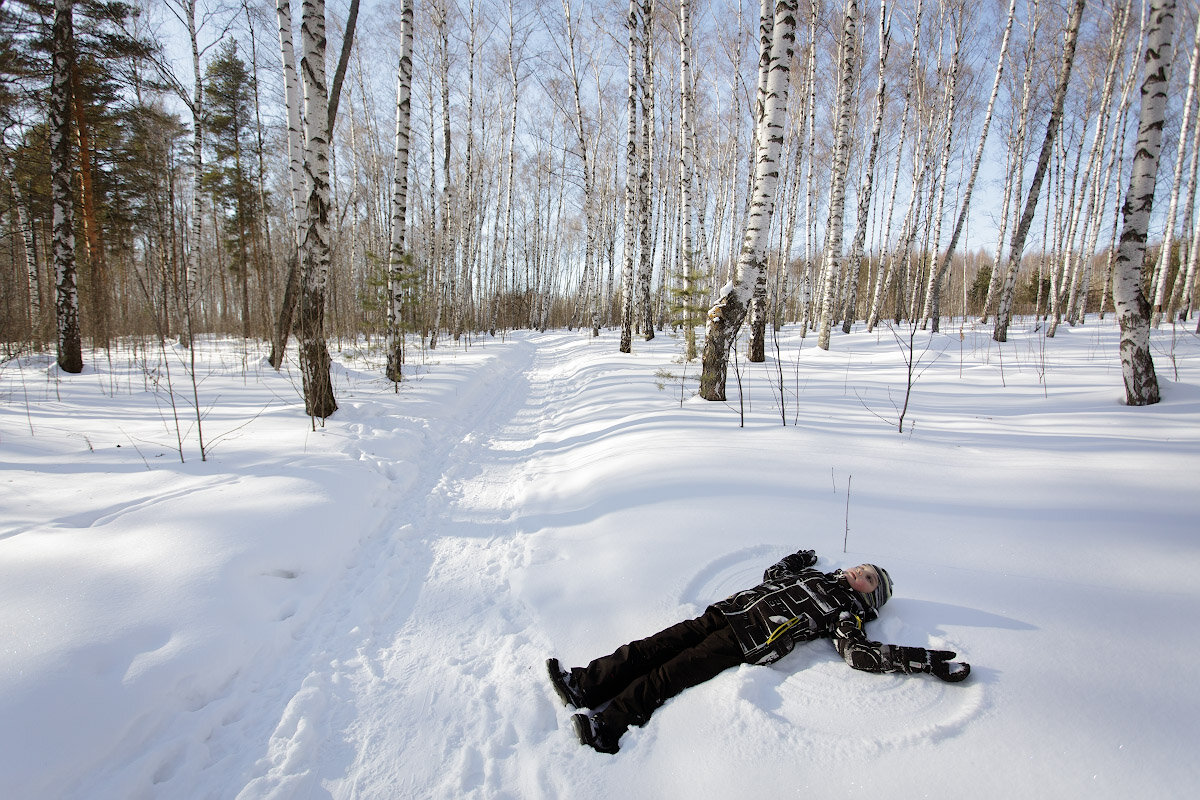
<box><xmin>816</xmin><ymin>0</ymin><xmax>858</xmax><ymax>351</ymax></box>
<box><xmin>993</xmin><ymin>0</ymin><xmax>1087</xmax><ymax>343</ymax></box>
<box><xmin>841</xmin><ymin>2</ymin><xmax>892</xmax><ymax>335</ymax></box>
<box><xmin>636</xmin><ymin>0</ymin><xmax>655</xmax><ymax>340</ymax></box>
<box><xmin>269</xmin><ymin>0</ymin><xmax>306</xmax><ymax>368</ymax></box>
<box><xmin>867</xmin><ymin>0</ymin><xmax>923</xmax><ymax>332</ymax></box>
<box><xmin>50</xmin><ymin>0</ymin><xmax>82</xmax><ymax>373</ymax></box>
<box><xmin>2</xmin><ymin>149</ymin><xmax>41</xmax><ymax>336</ymax></box>
<box><xmin>560</xmin><ymin>0</ymin><xmax>599</xmax><ymax>337</ymax></box>
<box><xmin>700</xmin><ymin>0</ymin><xmax>798</xmax><ymax>400</ymax></box>
<box><xmin>1113</xmin><ymin>0</ymin><xmax>1176</xmax><ymax>406</ymax></box>
<box><xmin>297</xmin><ymin>0</ymin><xmax>337</xmax><ymax>418</ymax></box>
<box><xmin>1150</xmin><ymin>8</ymin><xmax>1200</xmax><ymax>325</ymax></box>
<box><xmin>678</xmin><ymin>0</ymin><xmax>698</xmax><ymax>358</ymax></box>
<box><xmin>620</xmin><ymin>0</ymin><xmax>639</xmax><ymax>353</ymax></box>
<box><xmin>385</xmin><ymin>0</ymin><xmax>413</xmax><ymax>382</ymax></box>
<box><xmin>924</xmin><ymin>0</ymin><xmax>1016</xmax><ymax>332</ymax></box>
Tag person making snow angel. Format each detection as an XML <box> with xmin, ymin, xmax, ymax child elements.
<box><xmin>547</xmin><ymin>549</ymin><xmax>971</xmax><ymax>753</ymax></box>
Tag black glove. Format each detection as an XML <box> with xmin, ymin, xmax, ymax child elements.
<box><xmin>881</xmin><ymin>645</ymin><xmax>930</xmax><ymax>674</ymax></box>
<box><xmin>792</xmin><ymin>549</ymin><xmax>817</xmax><ymax>566</ymax></box>
<box><xmin>882</xmin><ymin>646</ymin><xmax>972</xmax><ymax>682</ymax></box>
<box><xmin>925</xmin><ymin>650</ymin><xmax>971</xmax><ymax>683</ymax></box>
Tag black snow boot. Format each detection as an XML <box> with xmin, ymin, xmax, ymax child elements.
<box><xmin>571</xmin><ymin>712</ymin><xmax>621</xmax><ymax>754</ymax></box>
<box><xmin>546</xmin><ymin>658</ymin><xmax>586</xmax><ymax>708</ymax></box>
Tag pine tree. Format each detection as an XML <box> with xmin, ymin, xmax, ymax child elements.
<box><xmin>203</xmin><ymin>38</ymin><xmax>258</xmax><ymax>339</ymax></box>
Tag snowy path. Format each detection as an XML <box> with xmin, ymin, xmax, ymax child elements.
<box><xmin>223</xmin><ymin>335</ymin><xmax>568</xmax><ymax>798</ymax></box>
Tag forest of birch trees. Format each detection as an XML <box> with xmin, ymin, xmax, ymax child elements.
<box><xmin>1</xmin><ymin>0</ymin><xmax>1195</xmax><ymax>412</ymax></box>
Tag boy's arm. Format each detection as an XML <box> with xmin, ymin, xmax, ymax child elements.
<box><xmin>831</xmin><ymin>613</ymin><xmax>971</xmax><ymax>682</ymax></box>
<box><xmin>762</xmin><ymin>549</ymin><xmax>818</xmax><ymax>581</ymax></box>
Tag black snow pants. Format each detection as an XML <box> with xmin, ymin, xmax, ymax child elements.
<box><xmin>572</xmin><ymin>607</ymin><xmax>745</xmax><ymax>735</ymax></box>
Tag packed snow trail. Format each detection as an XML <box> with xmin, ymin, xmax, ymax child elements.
<box><xmin>229</xmin><ymin>334</ymin><xmax>571</xmax><ymax>798</ymax></box>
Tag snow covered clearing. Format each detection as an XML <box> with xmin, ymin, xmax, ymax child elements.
<box><xmin>1</xmin><ymin>318</ymin><xmax>1198</xmax><ymax>798</ymax></box>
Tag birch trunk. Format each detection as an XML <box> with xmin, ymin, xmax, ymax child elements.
<box><xmin>3</xmin><ymin>150</ymin><xmax>42</xmax><ymax>335</ymax></box>
<box><xmin>1150</xmin><ymin>9</ymin><xmax>1200</xmax><ymax>324</ymax></box>
<box><xmin>867</xmin><ymin>0</ymin><xmax>922</xmax><ymax>332</ymax></box>
<box><xmin>1066</xmin><ymin>0</ymin><xmax>1133</xmax><ymax>326</ymax></box>
<box><xmin>51</xmin><ymin>0</ymin><xmax>82</xmax><ymax>373</ymax></box>
<box><xmin>747</xmin><ymin>0</ymin><xmax>773</xmax><ymax>360</ymax></box>
<box><xmin>982</xmin><ymin>0</ymin><xmax>1040</xmax><ymax>324</ymax></box>
<box><xmin>816</xmin><ymin>0</ymin><xmax>858</xmax><ymax>351</ymax></box>
<box><xmin>636</xmin><ymin>0</ymin><xmax>655</xmax><ymax>340</ymax></box>
<box><xmin>493</xmin><ymin>0</ymin><xmax>523</xmax><ymax>336</ymax></box>
<box><xmin>184</xmin><ymin>0</ymin><xmax>202</xmax><ymax>347</ymax></box>
<box><xmin>562</xmin><ymin>0</ymin><xmax>599</xmax><ymax>337</ymax></box>
<box><xmin>1113</xmin><ymin>0</ymin><xmax>1175</xmax><ymax>406</ymax></box>
<box><xmin>699</xmin><ymin>0</ymin><xmax>798</xmax><ymax>400</ymax></box>
<box><xmin>385</xmin><ymin>0</ymin><xmax>413</xmax><ymax>382</ymax></box>
<box><xmin>842</xmin><ymin>3</ymin><xmax>892</xmax><ymax>334</ymax></box>
<box><xmin>679</xmin><ymin>0</ymin><xmax>698</xmax><ymax>357</ymax></box>
<box><xmin>297</xmin><ymin>0</ymin><xmax>337</xmax><ymax>418</ymax></box>
<box><xmin>430</xmin><ymin>1</ymin><xmax>453</xmax><ymax>350</ymax></box>
<box><xmin>620</xmin><ymin>0</ymin><xmax>639</xmax><ymax>353</ymax></box>
<box><xmin>927</xmin><ymin>0</ymin><xmax>1015</xmax><ymax>331</ymax></box>
<box><xmin>993</xmin><ymin>0</ymin><xmax>1087</xmax><ymax>343</ymax></box>
<box><xmin>802</xmin><ymin>0</ymin><xmax>818</xmax><ymax>333</ymax></box>
<box><xmin>1167</xmin><ymin>35</ymin><xmax>1200</xmax><ymax>322</ymax></box>
<box><xmin>270</xmin><ymin>0</ymin><xmax>306</xmax><ymax>369</ymax></box>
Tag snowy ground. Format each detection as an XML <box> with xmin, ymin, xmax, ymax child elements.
<box><xmin>1</xmin><ymin>317</ymin><xmax>1198</xmax><ymax>799</ymax></box>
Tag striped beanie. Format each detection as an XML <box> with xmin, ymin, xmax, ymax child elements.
<box><xmin>866</xmin><ymin>565</ymin><xmax>893</xmax><ymax>609</ymax></box>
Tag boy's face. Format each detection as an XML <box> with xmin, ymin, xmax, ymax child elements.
<box><xmin>844</xmin><ymin>564</ymin><xmax>880</xmax><ymax>594</ymax></box>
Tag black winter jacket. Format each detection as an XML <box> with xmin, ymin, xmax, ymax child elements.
<box><xmin>710</xmin><ymin>550</ymin><xmax>929</xmax><ymax>674</ymax></box>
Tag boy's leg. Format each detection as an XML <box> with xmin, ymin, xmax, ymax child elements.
<box><xmin>593</xmin><ymin>615</ymin><xmax>743</xmax><ymax>736</ymax></box>
<box><xmin>573</xmin><ymin>608</ymin><xmax>729</xmax><ymax>707</ymax></box>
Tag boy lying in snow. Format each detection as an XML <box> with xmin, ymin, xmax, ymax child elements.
<box><xmin>547</xmin><ymin>549</ymin><xmax>971</xmax><ymax>753</ymax></box>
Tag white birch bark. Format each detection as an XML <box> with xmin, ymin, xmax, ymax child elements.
<box><xmin>841</xmin><ymin>2</ymin><xmax>892</xmax><ymax>334</ymax></box>
<box><xmin>429</xmin><ymin>0</ymin><xmax>453</xmax><ymax>350</ymax></box>
<box><xmin>51</xmin><ymin>0</ymin><xmax>81</xmax><ymax>373</ymax></box>
<box><xmin>620</xmin><ymin>0</ymin><xmax>639</xmax><ymax>353</ymax></box>
<box><xmin>700</xmin><ymin>0</ymin><xmax>798</xmax><ymax>400</ymax></box>
<box><xmin>816</xmin><ymin>0</ymin><xmax>859</xmax><ymax>351</ymax></box>
<box><xmin>1150</xmin><ymin>8</ymin><xmax>1200</xmax><ymax>324</ymax></box>
<box><xmin>802</xmin><ymin>0</ymin><xmax>818</xmax><ymax>332</ymax></box>
<box><xmin>184</xmin><ymin>0</ymin><xmax>203</xmax><ymax>346</ymax></box>
<box><xmin>561</xmin><ymin>0</ymin><xmax>599</xmax><ymax>337</ymax></box>
<box><xmin>919</xmin><ymin>11</ymin><xmax>964</xmax><ymax>332</ymax></box>
<box><xmin>492</xmin><ymin>0</ymin><xmax>523</xmax><ymax>335</ymax></box>
<box><xmin>925</xmin><ymin>0</ymin><xmax>1015</xmax><ymax>332</ymax></box>
<box><xmin>297</xmin><ymin>0</ymin><xmax>337</xmax><ymax>418</ymax></box>
<box><xmin>1113</xmin><ymin>0</ymin><xmax>1175</xmax><ymax>406</ymax></box>
<box><xmin>276</xmin><ymin>0</ymin><xmax>306</xmax><ymax>246</ymax></box>
<box><xmin>636</xmin><ymin>0</ymin><xmax>655</xmax><ymax>340</ymax></box>
<box><xmin>268</xmin><ymin>0</ymin><xmax>306</xmax><ymax>368</ymax></box>
<box><xmin>1167</xmin><ymin>48</ymin><xmax>1200</xmax><ymax>323</ymax></box>
<box><xmin>982</xmin><ymin>0</ymin><xmax>1040</xmax><ymax>324</ymax></box>
<box><xmin>993</xmin><ymin>0</ymin><xmax>1087</xmax><ymax>343</ymax></box>
<box><xmin>679</xmin><ymin>0</ymin><xmax>698</xmax><ymax>358</ymax></box>
<box><xmin>385</xmin><ymin>0</ymin><xmax>413</xmax><ymax>382</ymax></box>
<box><xmin>747</xmin><ymin>0</ymin><xmax>774</xmax><ymax>359</ymax></box>
<box><xmin>2</xmin><ymin>149</ymin><xmax>42</xmax><ymax>333</ymax></box>
<box><xmin>867</xmin><ymin>0</ymin><xmax>923</xmax><ymax>332</ymax></box>
<box><xmin>1066</xmin><ymin>0</ymin><xmax>1134</xmax><ymax>326</ymax></box>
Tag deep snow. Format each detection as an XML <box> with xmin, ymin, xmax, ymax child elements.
<box><xmin>1</xmin><ymin>317</ymin><xmax>1198</xmax><ymax>799</ymax></box>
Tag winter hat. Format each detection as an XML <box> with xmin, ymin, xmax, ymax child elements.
<box><xmin>866</xmin><ymin>564</ymin><xmax>893</xmax><ymax>609</ymax></box>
